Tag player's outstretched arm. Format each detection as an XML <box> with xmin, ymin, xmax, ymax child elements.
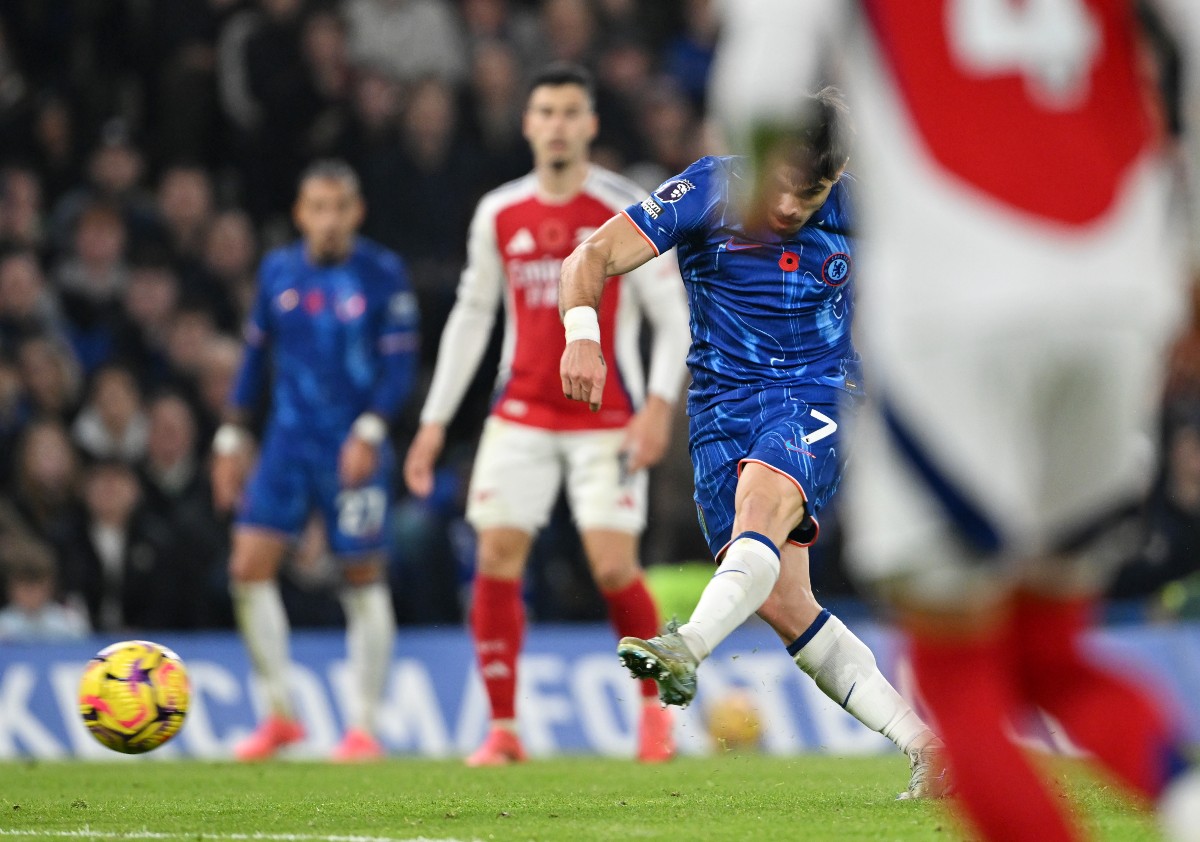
<box><xmin>403</xmin><ymin>422</ymin><xmax>445</xmax><ymax>499</ymax></box>
<box><xmin>559</xmin><ymin>214</ymin><xmax>658</xmax><ymax>411</ymax></box>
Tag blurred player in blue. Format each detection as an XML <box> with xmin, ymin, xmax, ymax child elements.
<box><xmin>559</xmin><ymin>88</ymin><xmax>946</xmax><ymax>798</ymax></box>
<box><xmin>211</xmin><ymin>159</ymin><xmax>420</xmax><ymax>762</ymax></box>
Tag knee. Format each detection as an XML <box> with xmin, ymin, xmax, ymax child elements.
<box><xmin>592</xmin><ymin>561</ymin><xmax>638</xmax><ymax>593</ymax></box>
<box><xmin>476</xmin><ymin>533</ymin><xmax>528</xmax><ymax>579</ymax></box>
<box><xmin>228</xmin><ymin>548</ymin><xmax>275</xmax><ymax>584</ymax></box>
<box><xmin>342</xmin><ymin>556</ymin><xmax>385</xmax><ymax>587</ymax></box>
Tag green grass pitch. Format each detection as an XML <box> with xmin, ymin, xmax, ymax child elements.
<box><xmin>0</xmin><ymin>755</ymin><xmax>1162</xmax><ymax>842</ymax></box>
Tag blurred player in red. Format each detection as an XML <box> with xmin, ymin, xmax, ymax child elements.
<box><xmin>711</xmin><ymin>0</ymin><xmax>1200</xmax><ymax>838</ymax></box>
<box><xmin>403</xmin><ymin>64</ymin><xmax>691</xmax><ymax>765</ymax></box>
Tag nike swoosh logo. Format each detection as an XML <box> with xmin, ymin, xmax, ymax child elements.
<box><xmin>725</xmin><ymin>238</ymin><xmax>763</xmax><ymax>251</ymax></box>
<box><xmin>840</xmin><ymin>681</ymin><xmax>856</xmax><ymax>709</ymax></box>
<box><xmin>785</xmin><ymin>440</ymin><xmax>816</xmax><ymax>458</ymax></box>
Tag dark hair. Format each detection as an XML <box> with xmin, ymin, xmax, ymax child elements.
<box><xmin>527</xmin><ymin>62</ymin><xmax>595</xmax><ymax>107</ymax></box>
<box><xmin>298</xmin><ymin>158</ymin><xmax>361</xmax><ymax>195</ymax></box>
<box><xmin>773</xmin><ymin>86</ymin><xmax>853</xmax><ymax>185</ymax></box>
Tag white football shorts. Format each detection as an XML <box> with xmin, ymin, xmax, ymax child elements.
<box><xmin>465</xmin><ymin>416</ymin><xmax>647</xmax><ymax>534</ymax></box>
<box><xmin>845</xmin><ymin>148</ymin><xmax>1188</xmax><ymax>607</ymax></box>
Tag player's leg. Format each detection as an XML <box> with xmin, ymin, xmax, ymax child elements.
<box><xmin>329</xmin><ymin>553</ymin><xmax>393</xmax><ymax>762</ymax></box>
<box><xmin>463</xmin><ymin>418</ymin><xmax>560</xmax><ymax>765</ymax></box>
<box><xmin>904</xmin><ymin>597</ymin><xmax>1080</xmax><ymax>842</ymax></box>
<box><xmin>229</xmin><ymin>433</ymin><xmax>310</xmax><ymax>761</ymax></box>
<box><xmin>618</xmin><ymin>463</ymin><xmax>798</xmax><ymax>706</ymax></box>
<box><xmin>756</xmin><ymin>542</ymin><xmax>945</xmax><ymax>797</ymax></box>
<box><xmin>581</xmin><ymin>528</ymin><xmax>672</xmax><ymax>762</ymax></box>
<box><xmin>1012</xmin><ymin>584</ymin><xmax>1188</xmax><ymax>801</ymax></box>
<box><xmin>467</xmin><ymin>525</ymin><xmax>535</xmax><ymax>765</ymax></box>
<box><xmin>674</xmin><ymin>462</ymin><xmax>799</xmax><ymax>659</ymax></box>
<box><xmin>566</xmin><ymin>427</ymin><xmax>672</xmax><ymax>761</ymax></box>
<box><xmin>229</xmin><ymin>525</ymin><xmax>302</xmax><ymax>760</ymax></box>
<box><xmin>319</xmin><ymin>441</ymin><xmax>398</xmax><ymax>761</ymax></box>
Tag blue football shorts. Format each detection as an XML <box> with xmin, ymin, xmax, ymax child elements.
<box><xmin>237</xmin><ymin>426</ymin><xmax>395</xmax><ymax>558</ymax></box>
<box><xmin>690</xmin><ymin>384</ymin><xmax>854</xmax><ymax>559</ymax></box>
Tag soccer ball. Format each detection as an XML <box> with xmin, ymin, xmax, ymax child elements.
<box><xmin>78</xmin><ymin>640</ymin><xmax>190</xmax><ymax>754</ymax></box>
<box><xmin>705</xmin><ymin>690</ymin><xmax>763</xmax><ymax>752</ymax></box>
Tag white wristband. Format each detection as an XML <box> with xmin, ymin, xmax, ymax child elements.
<box><xmin>351</xmin><ymin>413</ymin><xmax>387</xmax><ymax>446</ymax></box>
<box><xmin>563</xmin><ymin>306</ymin><xmax>601</xmax><ymax>344</ymax></box>
<box><xmin>213</xmin><ymin>424</ymin><xmax>249</xmax><ymax>456</ymax></box>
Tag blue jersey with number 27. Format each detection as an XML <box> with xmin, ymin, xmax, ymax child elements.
<box><xmin>622</xmin><ymin>156</ymin><xmax>860</xmax><ymax>416</ymax></box>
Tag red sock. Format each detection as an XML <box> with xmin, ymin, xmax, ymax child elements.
<box><xmin>470</xmin><ymin>575</ymin><xmax>524</xmax><ymax>721</ymax></box>
<box><xmin>1013</xmin><ymin>591</ymin><xmax>1179</xmax><ymax>800</ymax></box>
<box><xmin>601</xmin><ymin>576</ymin><xmax>660</xmax><ymax>699</ymax></box>
<box><xmin>910</xmin><ymin>627</ymin><xmax>1081</xmax><ymax>842</ymax></box>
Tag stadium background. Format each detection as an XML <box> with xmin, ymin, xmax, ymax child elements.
<box><xmin>0</xmin><ymin>1</ymin><xmax>1194</xmax><ymax>655</ymax></box>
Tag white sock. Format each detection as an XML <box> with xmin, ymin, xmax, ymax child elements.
<box><xmin>790</xmin><ymin>610</ymin><xmax>932</xmax><ymax>754</ymax></box>
<box><xmin>1160</xmin><ymin>768</ymin><xmax>1200</xmax><ymax>842</ymax></box>
<box><xmin>678</xmin><ymin>532</ymin><xmax>781</xmax><ymax>661</ymax></box>
<box><xmin>232</xmin><ymin>580</ymin><xmax>294</xmax><ymax>719</ymax></box>
<box><xmin>340</xmin><ymin>582</ymin><xmax>396</xmax><ymax>734</ymax></box>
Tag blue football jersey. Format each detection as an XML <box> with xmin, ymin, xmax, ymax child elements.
<box><xmin>233</xmin><ymin>237</ymin><xmax>420</xmax><ymax>441</ymax></box>
<box><xmin>623</xmin><ymin>156</ymin><xmax>861</xmax><ymax>414</ymax></box>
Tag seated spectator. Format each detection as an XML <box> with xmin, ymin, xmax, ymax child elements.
<box><xmin>140</xmin><ymin>391</ymin><xmax>226</xmax><ymax>624</ymax></box>
<box><xmin>30</xmin><ymin>95</ymin><xmax>81</xmax><ymax>211</ymax></box>
<box><xmin>156</xmin><ymin>164</ymin><xmax>215</xmax><ymax>263</ymax></box>
<box><xmin>71</xmin><ymin>363</ymin><xmax>148</xmax><ymax>463</ymax></box>
<box><xmin>0</xmin><ymin>250</ymin><xmax>67</xmax><ymax>353</ymax></box>
<box><xmin>120</xmin><ymin>251</ymin><xmax>181</xmax><ymax>389</ymax></box>
<box><xmin>140</xmin><ymin>391</ymin><xmax>209</xmax><ymax>521</ymax></box>
<box><xmin>50</xmin><ymin>122</ymin><xmax>160</xmax><ymax>256</ymax></box>
<box><xmin>197</xmin><ymin>210</ymin><xmax>257</xmax><ymax>332</ymax></box>
<box><xmin>58</xmin><ymin>457</ymin><xmax>205</xmax><ymax>632</ymax></box>
<box><xmin>0</xmin><ymin>540</ymin><xmax>90</xmax><ymax>641</ymax></box>
<box><xmin>0</xmin><ymin>167</ymin><xmax>47</xmax><ymax>255</ymax></box>
<box><xmin>54</xmin><ymin>202</ymin><xmax>130</xmax><ymax>374</ymax></box>
<box><xmin>0</xmin><ymin>355</ymin><xmax>30</xmax><ymax>485</ymax></box>
<box><xmin>16</xmin><ymin>334</ymin><xmax>81</xmax><ymax>421</ymax></box>
<box><xmin>460</xmin><ymin>41</ymin><xmax>531</xmax><ymax>186</ymax></box>
<box><xmin>0</xmin><ymin>418</ymin><xmax>81</xmax><ymax>549</ymax></box>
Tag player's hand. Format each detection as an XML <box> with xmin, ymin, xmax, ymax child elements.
<box><xmin>403</xmin><ymin>422</ymin><xmax>445</xmax><ymax>498</ymax></box>
<box><xmin>560</xmin><ymin>338</ymin><xmax>606</xmax><ymax>412</ymax></box>
<box><xmin>623</xmin><ymin>395</ymin><xmax>674</xmax><ymax>472</ymax></box>
<box><xmin>339</xmin><ymin>435</ymin><xmax>378</xmax><ymax>488</ymax></box>
<box><xmin>211</xmin><ymin>450</ymin><xmax>252</xmax><ymax>514</ymax></box>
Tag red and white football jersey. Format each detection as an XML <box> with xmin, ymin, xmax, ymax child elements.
<box><xmin>421</xmin><ymin>165</ymin><xmax>690</xmax><ymax>432</ymax></box>
<box><xmin>711</xmin><ymin>0</ymin><xmax>1199</xmax><ymax>228</ymax></box>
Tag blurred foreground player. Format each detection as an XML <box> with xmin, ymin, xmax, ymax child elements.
<box><xmin>711</xmin><ymin>0</ymin><xmax>1200</xmax><ymax>838</ymax></box>
<box><xmin>560</xmin><ymin>88</ymin><xmax>946</xmax><ymax>798</ymax></box>
<box><xmin>212</xmin><ymin>160</ymin><xmax>420</xmax><ymax>761</ymax></box>
<box><xmin>403</xmin><ymin>64</ymin><xmax>691</xmax><ymax>765</ymax></box>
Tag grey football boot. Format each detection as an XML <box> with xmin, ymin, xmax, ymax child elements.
<box><xmin>617</xmin><ymin>626</ymin><xmax>699</xmax><ymax>708</ymax></box>
<box><xmin>898</xmin><ymin>736</ymin><xmax>952</xmax><ymax>800</ymax></box>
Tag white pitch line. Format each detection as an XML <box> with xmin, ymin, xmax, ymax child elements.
<box><xmin>0</xmin><ymin>831</ymin><xmax>477</xmax><ymax>842</ymax></box>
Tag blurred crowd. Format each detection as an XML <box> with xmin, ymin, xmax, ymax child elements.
<box><xmin>0</xmin><ymin>0</ymin><xmax>1196</xmax><ymax>642</ymax></box>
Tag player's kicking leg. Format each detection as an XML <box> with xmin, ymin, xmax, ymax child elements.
<box><xmin>465</xmin><ymin>527</ymin><xmax>534</xmax><ymax>766</ymax></box>
<box><xmin>229</xmin><ymin>527</ymin><xmax>306</xmax><ymax>761</ymax></box>
<box><xmin>619</xmin><ymin>463</ymin><xmax>795</xmax><ymax>707</ymax></box>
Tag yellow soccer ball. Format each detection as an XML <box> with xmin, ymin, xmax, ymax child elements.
<box><xmin>78</xmin><ymin>640</ymin><xmax>190</xmax><ymax>754</ymax></box>
<box><xmin>706</xmin><ymin>691</ymin><xmax>763</xmax><ymax>752</ymax></box>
